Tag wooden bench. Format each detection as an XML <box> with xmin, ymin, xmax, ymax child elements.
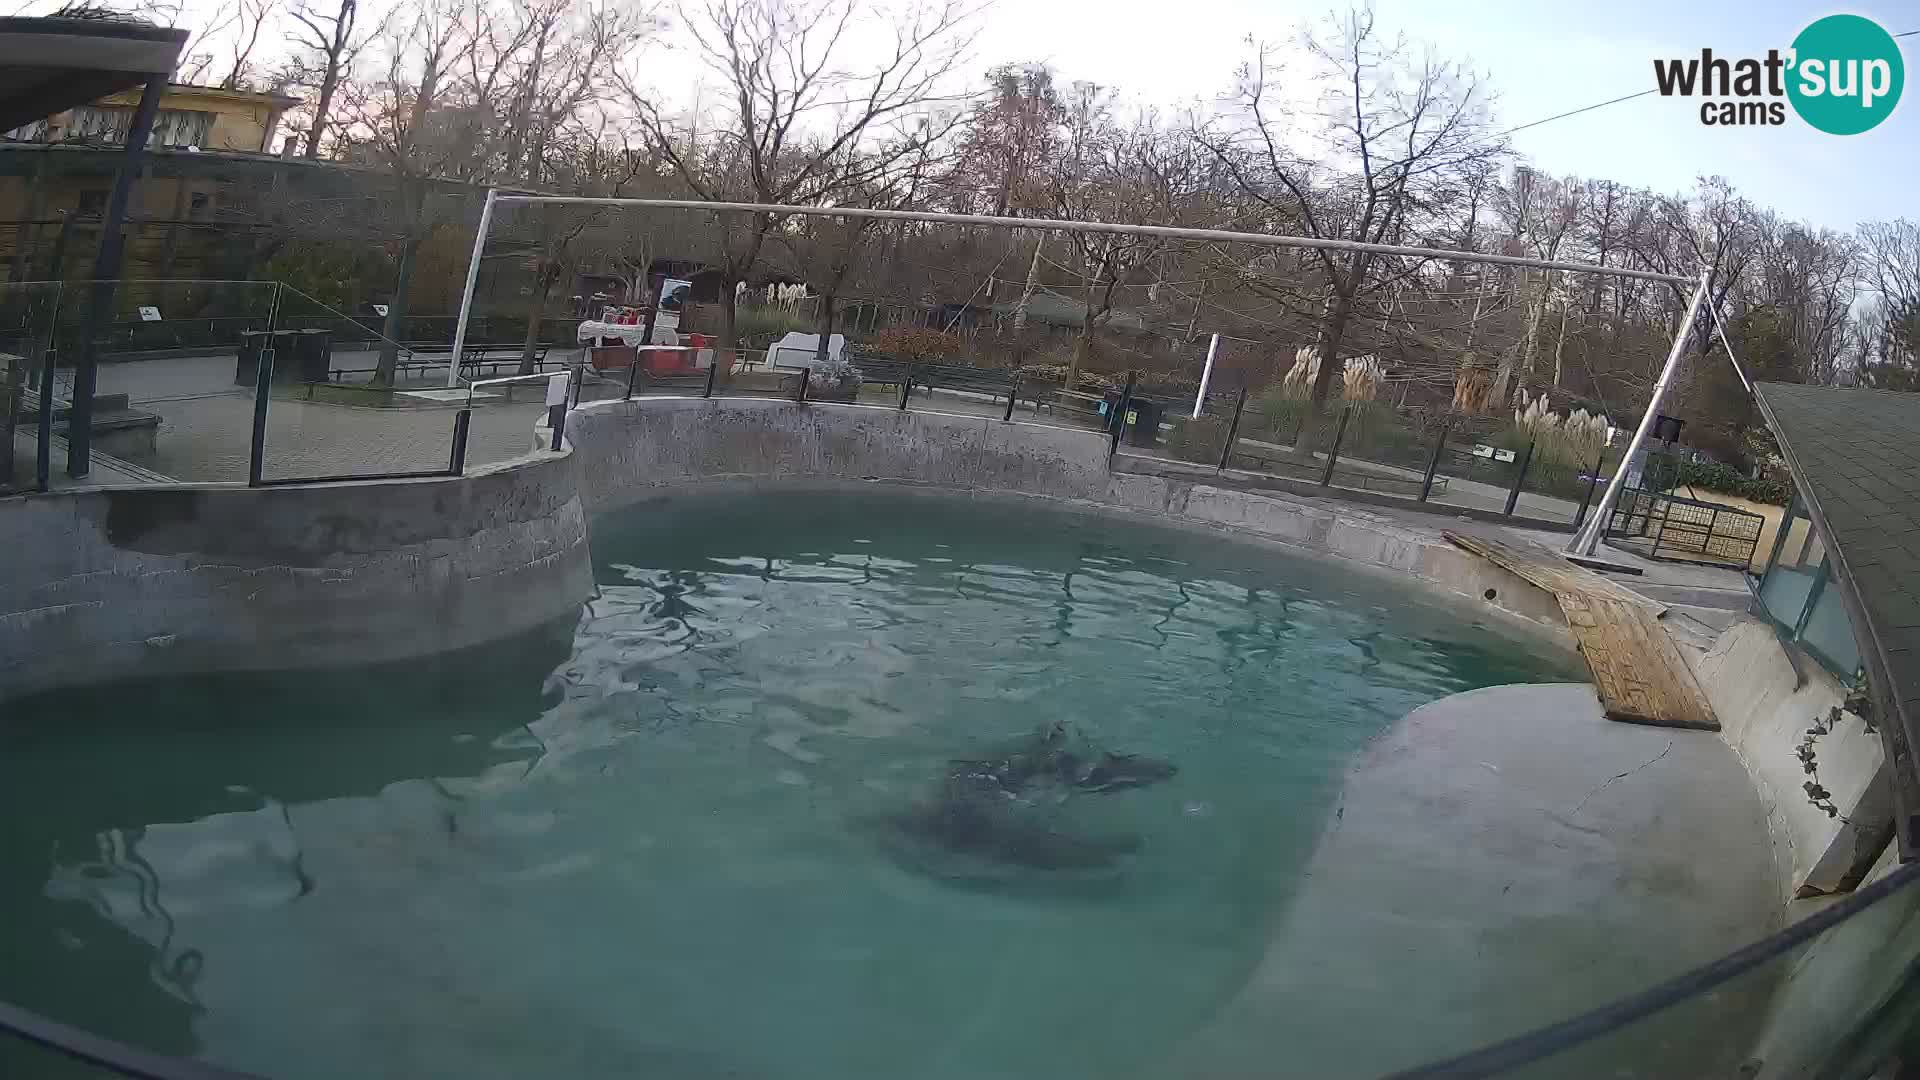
<box><xmin>328</xmin><ymin>346</ymin><xmax>554</xmax><ymax>384</ymax></box>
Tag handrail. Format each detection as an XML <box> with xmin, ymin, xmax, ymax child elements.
<box><xmin>465</xmin><ymin>370</ymin><xmax>564</xmax><ymax>407</ymax></box>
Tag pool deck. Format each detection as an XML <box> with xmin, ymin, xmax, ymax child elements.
<box><xmin>1164</xmin><ymin>683</ymin><xmax>1781</xmax><ymax>1079</ymax></box>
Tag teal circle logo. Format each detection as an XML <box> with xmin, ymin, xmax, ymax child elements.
<box><xmin>1788</xmin><ymin>14</ymin><xmax>1904</xmax><ymax>135</ymax></box>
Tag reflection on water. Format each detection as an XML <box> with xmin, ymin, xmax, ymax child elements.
<box><xmin>0</xmin><ymin>490</ymin><xmax>1574</xmax><ymax>1080</ymax></box>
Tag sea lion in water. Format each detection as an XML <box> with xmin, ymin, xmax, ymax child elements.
<box><xmin>877</xmin><ymin>722</ymin><xmax>1176</xmax><ymax>875</ymax></box>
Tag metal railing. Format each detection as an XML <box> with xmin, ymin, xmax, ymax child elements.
<box><xmin>1605</xmin><ymin>487</ymin><xmax>1766</xmax><ymax>570</ymax></box>
<box><xmin>1174</xmin><ymin>396</ymin><xmax>1614</xmax><ymax>528</ymax></box>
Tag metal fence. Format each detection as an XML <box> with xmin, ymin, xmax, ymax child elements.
<box><xmin>1605</xmin><ymin>487</ymin><xmax>1766</xmax><ymax>570</ymax></box>
<box><xmin>1166</xmin><ymin>394</ymin><xmax>1620</xmax><ymax>529</ymax></box>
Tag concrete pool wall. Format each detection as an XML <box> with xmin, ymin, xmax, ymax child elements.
<box><xmin>0</xmin><ymin>394</ymin><xmax>1567</xmax><ymax>703</ymax></box>
<box><xmin>0</xmin><ymin>448</ymin><xmax>593</xmax><ymax>701</ymax></box>
<box><xmin>563</xmin><ymin>396</ymin><xmax>1573</xmax><ymax>639</ymax></box>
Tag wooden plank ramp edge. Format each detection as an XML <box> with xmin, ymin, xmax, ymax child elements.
<box><xmin>1444</xmin><ymin>531</ymin><xmax>1720</xmax><ymax>732</ymax></box>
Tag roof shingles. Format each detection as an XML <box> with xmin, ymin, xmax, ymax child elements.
<box><xmin>1757</xmin><ymin>383</ymin><xmax>1920</xmax><ymax>729</ymax></box>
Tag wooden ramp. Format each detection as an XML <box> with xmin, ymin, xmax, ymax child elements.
<box><xmin>1445</xmin><ymin>531</ymin><xmax>1720</xmax><ymax>731</ymax></box>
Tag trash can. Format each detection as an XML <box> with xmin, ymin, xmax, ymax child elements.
<box><xmin>234</xmin><ymin>330</ymin><xmax>304</xmax><ymax>385</ymax></box>
<box><xmin>289</xmin><ymin>328</ymin><xmax>333</xmax><ymax>383</ymax></box>
<box><xmin>1126</xmin><ymin>397</ymin><xmax>1162</xmax><ymax>447</ymax></box>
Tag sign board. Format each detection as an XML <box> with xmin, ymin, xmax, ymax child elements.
<box><xmin>372</xmin><ymin>304</ymin><xmax>390</xmax><ymax>317</ymax></box>
<box><xmin>137</xmin><ymin>306</ymin><xmax>161</xmax><ymax>322</ymax></box>
<box><xmin>1470</xmin><ymin>444</ymin><xmax>1517</xmax><ymax>463</ymax></box>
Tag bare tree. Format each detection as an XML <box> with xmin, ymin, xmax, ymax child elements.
<box><xmin>621</xmin><ymin>0</ymin><xmax>977</xmax><ymax>369</ymax></box>
<box><xmin>330</xmin><ymin>2</ymin><xmax>480</xmax><ymax>383</ymax></box>
<box><xmin>1199</xmin><ymin>9</ymin><xmax>1507</xmax><ymax>415</ymax></box>
<box><xmin>286</xmin><ymin>0</ymin><xmax>375</xmax><ymax>157</ymax></box>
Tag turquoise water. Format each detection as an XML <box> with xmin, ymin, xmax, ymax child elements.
<box><xmin>0</xmin><ymin>489</ymin><xmax>1575</xmax><ymax>1079</ymax></box>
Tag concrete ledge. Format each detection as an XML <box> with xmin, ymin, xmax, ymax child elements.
<box><xmin>0</xmin><ymin>448</ymin><xmax>594</xmax><ymax>703</ymax></box>
<box><xmin>567</xmin><ymin>396</ymin><xmax>1574</xmax><ymax>644</ymax></box>
<box><xmin>1693</xmin><ymin>618</ymin><xmax>1889</xmax><ymax>899</ymax></box>
<box><xmin>1164</xmin><ymin>683</ymin><xmax>1780</xmax><ymax>1079</ymax></box>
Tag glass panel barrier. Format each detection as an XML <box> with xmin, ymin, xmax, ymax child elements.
<box><xmin>0</xmin><ymin>281</ymin><xmax>61</xmax><ymax>493</ymax></box>
<box><xmin>55</xmin><ymin>279</ymin><xmax>279</xmax><ymax>484</ymax></box>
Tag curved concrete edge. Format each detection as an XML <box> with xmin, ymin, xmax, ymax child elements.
<box><xmin>1691</xmin><ymin>619</ymin><xmax>1889</xmax><ymax>902</ymax></box>
<box><xmin>566</xmin><ymin>396</ymin><xmax>1575</xmax><ymax>648</ymax></box>
<box><xmin>0</xmin><ymin>394</ymin><xmax>1577</xmax><ymax>704</ymax></box>
<box><xmin>0</xmin><ymin>447</ymin><xmax>595</xmax><ymax>703</ymax></box>
<box><xmin>1160</xmin><ymin>683</ymin><xmax>1781</xmax><ymax>1080</ymax></box>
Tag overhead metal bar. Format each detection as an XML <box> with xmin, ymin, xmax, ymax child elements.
<box><xmin>453</xmin><ymin>192</ymin><xmax>1692</xmax><ymax>386</ymax></box>
<box><xmin>490</xmin><ymin>195</ymin><xmax>1692</xmax><ymax>285</ymax></box>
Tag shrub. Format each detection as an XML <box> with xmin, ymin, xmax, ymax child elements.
<box><xmin>731</xmin><ymin>304</ymin><xmax>818</xmax><ymax>346</ymax></box>
<box><xmin>873</xmin><ymin>326</ymin><xmax>964</xmax><ymax>361</ymax></box>
<box><xmin>1164</xmin><ymin>415</ymin><xmax>1230</xmax><ymax>465</ymax></box>
<box><xmin>812</xmin><ymin>356</ymin><xmax>863</xmax><ymax>398</ymax></box>
<box><xmin>1247</xmin><ymin>387</ymin><xmax>1310</xmax><ymax>443</ymax></box>
<box><xmin>1672</xmin><ymin>458</ymin><xmax>1792</xmax><ymax>505</ymax></box>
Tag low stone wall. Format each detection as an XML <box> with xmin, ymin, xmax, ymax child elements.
<box><xmin>0</xmin><ymin>449</ymin><xmax>593</xmax><ymax>703</ymax></box>
<box><xmin>566</xmin><ymin>396</ymin><xmax>1572</xmax><ymax>640</ymax></box>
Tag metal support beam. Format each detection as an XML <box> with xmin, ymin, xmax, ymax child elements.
<box><xmin>446</xmin><ymin>188</ymin><xmax>498</xmax><ymax>388</ymax></box>
<box><xmin>1568</xmin><ymin>268</ymin><xmax>1713</xmax><ymax>557</ymax></box>
<box><xmin>444</xmin><ymin>194</ymin><xmax>1694</xmax><ymax>410</ymax></box>
<box><xmin>69</xmin><ymin>72</ymin><xmax>165</xmax><ymax>478</ymax></box>
<box><xmin>1192</xmin><ymin>332</ymin><xmax>1219</xmax><ymax>418</ymax></box>
<box><xmin>1418</xmin><ymin>419</ymin><xmax>1450</xmax><ymax>503</ymax></box>
<box><xmin>1504</xmin><ymin>440</ymin><xmax>1536</xmax><ymax>517</ymax></box>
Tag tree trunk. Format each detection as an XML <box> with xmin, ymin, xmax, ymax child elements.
<box><xmin>1309</xmin><ymin>291</ymin><xmax>1353</xmax><ymax>410</ymax></box>
<box><xmin>813</xmin><ymin>292</ymin><xmax>835</xmax><ymax>367</ymax></box>
<box><xmin>518</xmin><ymin>265</ymin><xmax>557</xmax><ymax>375</ymax></box>
<box><xmin>305</xmin><ymin>64</ymin><xmax>339</xmax><ymax>158</ymax></box>
<box><xmin>375</xmin><ymin>236</ymin><xmax>421</xmax><ymax>386</ymax></box>
<box><xmin>1552</xmin><ymin>304</ymin><xmax>1572</xmax><ymax>390</ymax></box>
<box><xmin>1065</xmin><ymin>275</ymin><xmax>1097</xmax><ymax>389</ymax></box>
<box><xmin>717</xmin><ymin>282</ymin><xmax>739</xmax><ymax>382</ymax></box>
<box><xmin>1010</xmin><ymin>248</ymin><xmax>1044</xmax><ymax>366</ymax></box>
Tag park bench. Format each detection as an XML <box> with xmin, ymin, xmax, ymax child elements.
<box><xmin>327</xmin><ymin>345</ymin><xmax>553</xmax><ymax>384</ymax></box>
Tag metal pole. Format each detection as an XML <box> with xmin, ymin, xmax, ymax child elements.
<box><xmin>1319</xmin><ymin>405</ymin><xmax>1352</xmax><ymax>486</ymax></box>
<box><xmin>1192</xmin><ymin>332</ymin><xmax>1219</xmax><ymax>418</ymax></box>
<box><xmin>1216</xmin><ymin>386</ymin><xmax>1248</xmax><ymax>472</ymax></box>
<box><xmin>1504</xmin><ymin>440</ymin><xmax>1536</xmax><ymax>517</ymax></box>
<box><xmin>638</xmin><ymin>273</ymin><xmax>664</xmax><ymax>347</ymax></box>
<box><xmin>247</xmin><ymin>348</ymin><xmax>273</xmax><ymax>486</ymax></box>
<box><xmin>70</xmin><ymin>72</ymin><xmax>167</xmax><ymax>478</ymax></box>
<box><xmin>34</xmin><ymin>344</ymin><xmax>55</xmax><ymax>492</ymax></box>
<box><xmin>495</xmin><ymin>196</ymin><xmax>1691</xmax><ymax>286</ymax></box>
<box><xmin>1649</xmin><ymin>495</ymin><xmax>1672</xmax><ymax>558</ymax></box>
<box><xmin>1419</xmin><ymin>418</ymin><xmax>1450</xmax><ymax>502</ymax></box>
<box><xmin>898</xmin><ymin>374</ymin><xmax>912</xmax><ymax>410</ymax></box>
<box><xmin>796</xmin><ymin>366</ymin><xmax>810</xmax><ymax>403</ymax></box>
<box><xmin>1003</xmin><ymin>375</ymin><xmax>1020</xmax><ymax>422</ymax></box>
<box><xmin>703</xmin><ymin>359</ymin><xmax>718</xmax><ymax>398</ymax></box>
<box><xmin>1108</xmin><ymin>372</ymin><xmax>1136</xmax><ymax>458</ymax></box>
<box><xmin>1568</xmin><ymin>268</ymin><xmax>1712</xmax><ymax>556</ymax></box>
<box><xmin>448</xmin><ymin>408</ymin><xmax>471</xmax><ymax>475</ymax></box>
<box><xmin>1574</xmin><ymin>451</ymin><xmax>1606</xmax><ymax>528</ymax></box>
<box><xmin>624</xmin><ymin>344</ymin><xmax>641</xmax><ymax>400</ymax></box>
<box><xmin>446</xmin><ymin>188</ymin><xmax>498</xmax><ymax>388</ymax></box>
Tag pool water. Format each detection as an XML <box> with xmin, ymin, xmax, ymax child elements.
<box><xmin>0</xmin><ymin>489</ymin><xmax>1576</xmax><ymax>1079</ymax></box>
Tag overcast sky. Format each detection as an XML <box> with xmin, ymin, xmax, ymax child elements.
<box><xmin>961</xmin><ymin>0</ymin><xmax>1916</xmax><ymax>232</ymax></box>
<box><xmin>39</xmin><ymin>0</ymin><xmax>1910</xmax><ymax>231</ymax></box>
